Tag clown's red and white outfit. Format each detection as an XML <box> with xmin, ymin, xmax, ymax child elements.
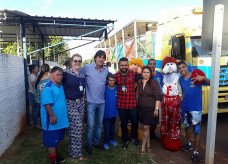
<box><xmin>160</xmin><ymin>57</ymin><xmax>182</xmax><ymax>151</ymax></box>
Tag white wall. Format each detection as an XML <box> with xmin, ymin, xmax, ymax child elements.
<box><xmin>0</xmin><ymin>54</ymin><xmax>26</xmax><ymax>156</ymax></box>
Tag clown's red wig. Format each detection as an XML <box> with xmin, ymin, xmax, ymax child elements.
<box><xmin>162</xmin><ymin>57</ymin><xmax>178</xmax><ymax>69</ymax></box>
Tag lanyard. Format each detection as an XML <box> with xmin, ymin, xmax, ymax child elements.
<box><xmin>71</xmin><ymin>69</ymin><xmax>82</xmax><ymax>85</ymax></box>
<box><xmin>120</xmin><ymin>72</ymin><xmax>129</xmax><ymax>86</ymax></box>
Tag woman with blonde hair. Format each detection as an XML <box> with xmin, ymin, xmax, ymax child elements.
<box><xmin>62</xmin><ymin>54</ymin><xmax>88</xmax><ymax>161</ymax></box>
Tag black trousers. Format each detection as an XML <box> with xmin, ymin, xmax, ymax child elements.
<box><xmin>118</xmin><ymin>107</ymin><xmax>138</xmax><ymax>143</ymax></box>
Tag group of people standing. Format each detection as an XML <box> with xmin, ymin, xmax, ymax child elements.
<box><xmin>27</xmin><ymin>50</ymin><xmax>210</xmax><ymax>164</ymax></box>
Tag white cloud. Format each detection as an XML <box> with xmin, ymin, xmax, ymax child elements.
<box><xmin>42</xmin><ymin>5</ymin><xmax>49</xmax><ymax>10</ymax></box>
<box><xmin>44</xmin><ymin>0</ymin><xmax>54</xmax><ymax>5</ymax></box>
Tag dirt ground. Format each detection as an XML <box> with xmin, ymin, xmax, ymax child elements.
<box><xmin>147</xmin><ymin>114</ymin><xmax>228</xmax><ymax>164</ymax></box>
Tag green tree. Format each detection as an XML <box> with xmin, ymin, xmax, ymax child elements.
<box><xmin>0</xmin><ymin>36</ymin><xmax>69</xmax><ymax>65</ymax></box>
<box><xmin>44</xmin><ymin>36</ymin><xmax>69</xmax><ymax>65</ymax></box>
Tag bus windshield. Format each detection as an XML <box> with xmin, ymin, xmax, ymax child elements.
<box><xmin>191</xmin><ymin>37</ymin><xmax>211</xmax><ymax>57</ymax></box>
<box><xmin>191</xmin><ymin>37</ymin><xmax>228</xmax><ymax>57</ymax></box>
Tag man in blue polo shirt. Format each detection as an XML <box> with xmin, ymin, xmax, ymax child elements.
<box><xmin>147</xmin><ymin>59</ymin><xmax>163</xmax><ymax>88</ymax></box>
<box><xmin>41</xmin><ymin>66</ymin><xmax>69</xmax><ymax>164</ymax></box>
<box><xmin>147</xmin><ymin>58</ymin><xmax>163</xmax><ymax>142</ymax></box>
<box><xmin>177</xmin><ymin>61</ymin><xmax>210</xmax><ymax>164</ymax></box>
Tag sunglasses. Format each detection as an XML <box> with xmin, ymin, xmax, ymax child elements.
<box><xmin>73</xmin><ymin>60</ymin><xmax>82</xmax><ymax>63</ymax></box>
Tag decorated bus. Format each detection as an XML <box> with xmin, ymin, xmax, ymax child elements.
<box><xmin>154</xmin><ymin>7</ymin><xmax>228</xmax><ymax>114</ymax></box>
<box><xmin>96</xmin><ymin>7</ymin><xmax>228</xmax><ymax>114</ymax></box>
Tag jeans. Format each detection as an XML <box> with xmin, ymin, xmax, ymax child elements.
<box><xmin>86</xmin><ymin>102</ymin><xmax>105</xmax><ymax>146</ymax></box>
<box><xmin>28</xmin><ymin>92</ymin><xmax>38</xmax><ymax>126</ymax></box>
<box><xmin>103</xmin><ymin>117</ymin><xmax>116</xmax><ymax>144</ymax></box>
<box><xmin>118</xmin><ymin>107</ymin><xmax>138</xmax><ymax>143</ymax></box>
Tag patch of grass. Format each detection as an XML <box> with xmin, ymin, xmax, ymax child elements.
<box><xmin>0</xmin><ymin>123</ymin><xmax>156</xmax><ymax>164</ymax></box>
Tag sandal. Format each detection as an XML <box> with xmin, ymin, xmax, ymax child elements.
<box><xmin>78</xmin><ymin>155</ymin><xmax>88</xmax><ymax>161</ymax></box>
<box><xmin>145</xmin><ymin>147</ymin><xmax>152</xmax><ymax>151</ymax></box>
<box><xmin>139</xmin><ymin>150</ymin><xmax>146</xmax><ymax>155</ymax></box>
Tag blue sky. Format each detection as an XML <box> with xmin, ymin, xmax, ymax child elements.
<box><xmin>0</xmin><ymin>0</ymin><xmax>203</xmax><ymax>60</ymax></box>
<box><xmin>1</xmin><ymin>0</ymin><xmax>203</xmax><ymax>27</ymax></box>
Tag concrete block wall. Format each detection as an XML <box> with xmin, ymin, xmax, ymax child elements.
<box><xmin>0</xmin><ymin>54</ymin><xmax>26</xmax><ymax>156</ymax></box>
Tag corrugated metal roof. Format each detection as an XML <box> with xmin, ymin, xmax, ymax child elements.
<box><xmin>0</xmin><ymin>10</ymin><xmax>115</xmax><ymax>42</ymax></box>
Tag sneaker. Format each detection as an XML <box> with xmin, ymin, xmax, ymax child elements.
<box><xmin>191</xmin><ymin>152</ymin><xmax>200</xmax><ymax>164</ymax></box>
<box><xmin>93</xmin><ymin>143</ymin><xmax>105</xmax><ymax>150</ymax></box>
<box><xmin>110</xmin><ymin>140</ymin><xmax>118</xmax><ymax>147</ymax></box>
<box><xmin>104</xmin><ymin>144</ymin><xmax>109</xmax><ymax>150</ymax></box>
<box><xmin>182</xmin><ymin>142</ymin><xmax>193</xmax><ymax>152</ymax></box>
<box><xmin>132</xmin><ymin>139</ymin><xmax>140</xmax><ymax>146</ymax></box>
<box><xmin>56</xmin><ymin>154</ymin><xmax>65</xmax><ymax>163</ymax></box>
<box><xmin>122</xmin><ymin>142</ymin><xmax>128</xmax><ymax>149</ymax></box>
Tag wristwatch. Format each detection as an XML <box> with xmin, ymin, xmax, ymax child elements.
<box><xmin>155</xmin><ymin>107</ymin><xmax>159</xmax><ymax>110</ymax></box>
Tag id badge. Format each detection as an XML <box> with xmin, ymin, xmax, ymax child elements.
<box><xmin>79</xmin><ymin>85</ymin><xmax>83</xmax><ymax>91</ymax></box>
<box><xmin>122</xmin><ymin>86</ymin><xmax>127</xmax><ymax>92</ymax></box>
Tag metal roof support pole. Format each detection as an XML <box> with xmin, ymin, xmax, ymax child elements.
<box><xmin>114</xmin><ymin>34</ymin><xmax>118</xmax><ymax>69</ymax></box>
<box><xmin>42</xmin><ymin>39</ymin><xmax>45</xmax><ymax>64</ymax></box>
<box><xmin>109</xmin><ymin>38</ymin><xmax>111</xmax><ymax>62</ymax></box>
<box><xmin>122</xmin><ymin>29</ymin><xmax>125</xmax><ymax>57</ymax></box>
<box><xmin>104</xmin><ymin>39</ymin><xmax>106</xmax><ymax>50</ymax></box>
<box><xmin>16</xmin><ymin>24</ymin><xmax>20</xmax><ymax>56</ymax></box>
<box><xmin>35</xmin><ymin>30</ymin><xmax>38</xmax><ymax>59</ymax></box>
<box><xmin>53</xmin><ymin>47</ymin><xmax>55</xmax><ymax>62</ymax></box>
<box><xmin>134</xmin><ymin>21</ymin><xmax>138</xmax><ymax>58</ymax></box>
<box><xmin>105</xmin><ymin>29</ymin><xmax>108</xmax><ymax>40</ymax></box>
<box><xmin>17</xmin><ymin>36</ymin><xmax>19</xmax><ymax>56</ymax></box>
<box><xmin>115</xmin><ymin>34</ymin><xmax>117</xmax><ymax>59</ymax></box>
<box><xmin>21</xmin><ymin>21</ymin><xmax>30</xmax><ymax>126</ymax></box>
<box><xmin>58</xmin><ymin>54</ymin><xmax>59</xmax><ymax>65</ymax></box>
<box><xmin>109</xmin><ymin>38</ymin><xmax>111</xmax><ymax>49</ymax></box>
<box><xmin>29</xmin><ymin>38</ymin><xmax>31</xmax><ymax>64</ymax></box>
<box><xmin>19</xmin><ymin>24</ymin><xmax>22</xmax><ymax>56</ymax></box>
<box><xmin>152</xmin><ymin>33</ymin><xmax>155</xmax><ymax>58</ymax></box>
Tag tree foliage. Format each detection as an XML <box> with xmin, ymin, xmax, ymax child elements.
<box><xmin>82</xmin><ymin>55</ymin><xmax>95</xmax><ymax>66</ymax></box>
<box><xmin>0</xmin><ymin>36</ymin><xmax>69</xmax><ymax>65</ymax></box>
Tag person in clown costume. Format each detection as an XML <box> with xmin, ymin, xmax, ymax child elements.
<box><xmin>129</xmin><ymin>58</ymin><xmax>144</xmax><ymax>75</ymax></box>
<box><xmin>129</xmin><ymin>58</ymin><xmax>144</xmax><ymax>94</ymax></box>
<box><xmin>160</xmin><ymin>57</ymin><xmax>182</xmax><ymax>151</ymax></box>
